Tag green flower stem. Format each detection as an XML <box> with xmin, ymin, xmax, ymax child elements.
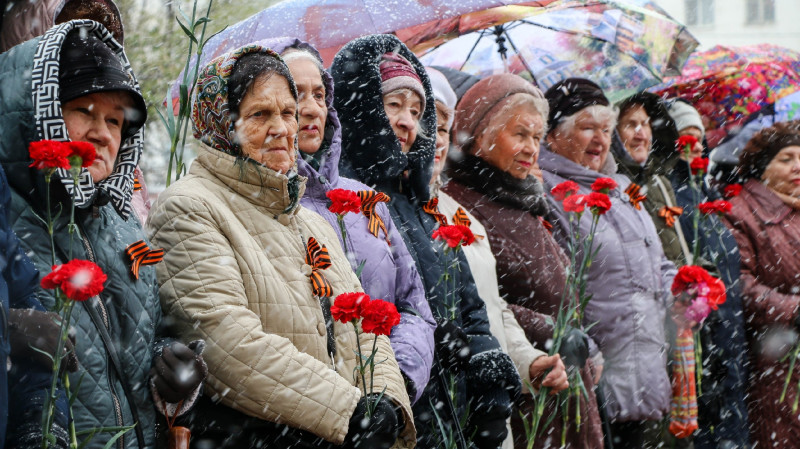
<box><xmin>41</xmin><ymin>297</ymin><xmax>76</xmax><ymax>449</ymax></box>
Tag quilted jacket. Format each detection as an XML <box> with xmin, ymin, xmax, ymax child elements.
<box><xmin>0</xmin><ymin>21</ymin><xmax>160</xmax><ymax>449</ymax></box>
<box><xmin>148</xmin><ymin>143</ymin><xmax>414</xmax><ymax>447</ymax></box>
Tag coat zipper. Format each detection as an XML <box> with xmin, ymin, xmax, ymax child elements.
<box><xmin>79</xmin><ymin>232</ymin><xmax>125</xmax><ymax>449</ymax></box>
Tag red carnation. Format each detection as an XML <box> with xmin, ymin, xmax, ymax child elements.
<box><xmin>677</xmin><ymin>135</ymin><xmax>699</xmax><ymax>151</ymax></box>
<box><xmin>360</xmin><ymin>299</ymin><xmax>401</xmax><ymax>336</ymax></box>
<box><xmin>723</xmin><ymin>184</ymin><xmax>742</xmax><ymax>198</ymax></box>
<box><xmin>671</xmin><ymin>265</ymin><xmax>712</xmax><ymax>296</ymax></box>
<box><xmin>331</xmin><ymin>292</ymin><xmax>370</xmax><ymax>323</ymax></box>
<box><xmin>698</xmin><ymin>200</ymin><xmax>732</xmax><ymax>215</ymax></box>
<box><xmin>706</xmin><ymin>276</ymin><xmax>727</xmax><ymax>310</ymax></box>
<box><xmin>68</xmin><ymin>141</ymin><xmax>97</xmax><ymax>168</ymax></box>
<box><xmin>433</xmin><ymin>225</ymin><xmax>475</xmax><ymax>248</ymax></box>
<box><xmin>41</xmin><ymin>259</ymin><xmax>107</xmax><ymax>302</ymax></box>
<box><xmin>28</xmin><ymin>140</ymin><xmax>71</xmax><ymax>171</ymax></box>
<box><xmin>586</xmin><ymin>192</ymin><xmax>611</xmax><ymax>215</ymax></box>
<box><xmin>551</xmin><ymin>181</ymin><xmax>580</xmax><ymax>201</ymax></box>
<box><xmin>327</xmin><ymin>189</ymin><xmax>362</xmax><ymax>215</ymax></box>
<box><xmin>591</xmin><ymin>177</ymin><xmax>618</xmax><ymax>193</ymax></box>
<box><xmin>690</xmin><ymin>157</ymin><xmax>709</xmax><ymax>175</ymax></box>
<box><xmin>563</xmin><ymin>194</ymin><xmax>586</xmax><ymax>213</ymax></box>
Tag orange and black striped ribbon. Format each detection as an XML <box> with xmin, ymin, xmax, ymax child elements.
<box><xmin>659</xmin><ymin>206</ymin><xmax>684</xmax><ymax>228</ymax></box>
<box><xmin>540</xmin><ymin>216</ymin><xmax>554</xmax><ymax>234</ymax></box>
<box><xmin>625</xmin><ymin>183</ymin><xmax>647</xmax><ymax>210</ymax></box>
<box><xmin>305</xmin><ymin>237</ymin><xmax>333</xmax><ymax>297</ymax></box>
<box><xmin>357</xmin><ymin>190</ymin><xmax>391</xmax><ymax>245</ymax></box>
<box><xmin>133</xmin><ymin>177</ymin><xmax>142</xmax><ymax>192</ymax></box>
<box><xmin>125</xmin><ymin>240</ymin><xmax>164</xmax><ymax>279</ymax></box>
<box><xmin>422</xmin><ymin>198</ymin><xmax>448</xmax><ymax>225</ymax></box>
<box><xmin>453</xmin><ymin>207</ymin><xmax>484</xmax><ymax>239</ymax></box>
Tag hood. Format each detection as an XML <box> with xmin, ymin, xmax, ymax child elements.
<box><xmin>331</xmin><ymin>34</ymin><xmax>437</xmax><ymax>202</ymax></box>
<box><xmin>612</xmin><ymin>92</ymin><xmax>680</xmax><ymax>182</ymax></box>
<box><xmin>260</xmin><ymin>37</ymin><xmax>343</xmax><ymax>189</ymax></box>
<box><xmin>0</xmin><ymin>19</ymin><xmax>143</xmax><ymax>219</ymax></box>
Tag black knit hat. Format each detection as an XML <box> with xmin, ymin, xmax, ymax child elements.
<box><xmin>544</xmin><ymin>78</ymin><xmax>610</xmax><ymax>131</ymax></box>
<box><xmin>59</xmin><ymin>30</ymin><xmax>147</xmax><ymax>138</ymax></box>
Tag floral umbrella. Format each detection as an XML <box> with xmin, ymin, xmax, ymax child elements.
<box><xmin>650</xmin><ymin>44</ymin><xmax>800</xmax><ymax>148</ymax></box>
<box><xmin>412</xmin><ymin>0</ymin><xmax>698</xmax><ymax>102</ymax></box>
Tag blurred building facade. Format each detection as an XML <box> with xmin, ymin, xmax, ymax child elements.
<box><xmin>655</xmin><ymin>0</ymin><xmax>800</xmax><ymax>51</ymax></box>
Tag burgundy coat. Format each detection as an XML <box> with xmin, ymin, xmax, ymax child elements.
<box><xmin>722</xmin><ymin>179</ymin><xmax>800</xmax><ymax>448</ymax></box>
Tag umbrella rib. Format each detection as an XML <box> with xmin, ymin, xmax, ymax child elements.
<box><xmin>502</xmin><ymin>29</ymin><xmax>539</xmax><ymax>86</ymax></box>
<box><xmin>460</xmin><ymin>29</ymin><xmax>491</xmax><ymax>72</ymax></box>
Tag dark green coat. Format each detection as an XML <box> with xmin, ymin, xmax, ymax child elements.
<box><xmin>0</xmin><ymin>21</ymin><xmax>160</xmax><ymax>449</ymax></box>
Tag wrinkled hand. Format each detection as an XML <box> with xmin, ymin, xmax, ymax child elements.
<box><xmin>559</xmin><ymin>327</ymin><xmax>589</xmax><ymax>369</ymax></box>
<box><xmin>434</xmin><ymin>319</ymin><xmax>471</xmax><ymax>372</ymax></box>
<box><xmin>151</xmin><ymin>341</ymin><xmax>208</xmax><ymax>403</ymax></box>
<box><xmin>529</xmin><ymin>354</ymin><xmax>568</xmax><ymax>394</ymax></box>
<box><xmin>8</xmin><ymin>308</ymin><xmax>78</xmax><ymax>373</ymax></box>
<box><xmin>343</xmin><ymin>396</ymin><xmax>402</xmax><ymax>449</ymax></box>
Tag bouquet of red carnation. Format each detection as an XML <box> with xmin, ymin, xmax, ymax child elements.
<box><xmin>671</xmin><ymin>265</ymin><xmax>727</xmax><ymax>326</ymax></box>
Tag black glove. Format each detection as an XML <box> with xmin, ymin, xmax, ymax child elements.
<box><xmin>559</xmin><ymin>326</ymin><xmax>589</xmax><ymax>369</ymax></box>
<box><xmin>471</xmin><ymin>416</ymin><xmax>508</xmax><ymax>449</ymax></box>
<box><xmin>434</xmin><ymin>319</ymin><xmax>471</xmax><ymax>372</ymax></box>
<box><xmin>343</xmin><ymin>396</ymin><xmax>402</xmax><ymax>449</ymax></box>
<box><xmin>8</xmin><ymin>308</ymin><xmax>78</xmax><ymax>373</ymax></box>
<box><xmin>151</xmin><ymin>340</ymin><xmax>208</xmax><ymax>403</ymax></box>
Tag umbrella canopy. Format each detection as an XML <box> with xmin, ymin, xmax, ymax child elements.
<box><xmin>413</xmin><ymin>0</ymin><xmax>698</xmax><ymax>102</ymax></box>
<box><xmin>652</xmin><ymin>44</ymin><xmax>800</xmax><ymax>148</ymax></box>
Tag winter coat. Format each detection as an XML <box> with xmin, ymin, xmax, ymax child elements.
<box><xmin>669</xmin><ymin>160</ymin><xmax>750</xmax><ymax>448</ymax></box>
<box><xmin>264</xmin><ymin>37</ymin><xmax>435</xmax><ymax>404</ymax></box>
<box><xmin>0</xmin><ymin>165</ymin><xmax>69</xmax><ymax>448</ymax></box>
<box><xmin>539</xmin><ymin>148</ymin><xmax>676</xmax><ymax>423</ymax></box>
<box><xmin>332</xmin><ymin>34</ymin><xmax>519</xmax><ymax>449</ymax></box>
<box><xmin>443</xmin><ymin>154</ymin><xmax>603</xmax><ymax>449</ymax></box>
<box><xmin>0</xmin><ymin>21</ymin><xmax>162</xmax><ymax>449</ymax></box>
<box><xmin>721</xmin><ymin>179</ymin><xmax>800</xmax><ymax>448</ymax></box>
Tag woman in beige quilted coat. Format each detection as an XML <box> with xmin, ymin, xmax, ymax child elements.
<box><xmin>147</xmin><ymin>45</ymin><xmax>414</xmax><ymax>449</ymax></box>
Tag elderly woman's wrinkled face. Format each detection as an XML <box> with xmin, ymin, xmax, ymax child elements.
<box><xmin>431</xmin><ymin>102</ymin><xmax>451</xmax><ymax>184</ymax></box>
<box><xmin>235</xmin><ymin>74</ymin><xmax>298</xmax><ymax>174</ymax></box>
<box><xmin>617</xmin><ymin>104</ymin><xmax>652</xmax><ymax>165</ymax></box>
<box><xmin>762</xmin><ymin>145</ymin><xmax>800</xmax><ymax>198</ymax></box>
<box><xmin>286</xmin><ymin>58</ymin><xmax>327</xmax><ymax>154</ymax></box>
<box><xmin>547</xmin><ymin>106</ymin><xmax>614</xmax><ymax>172</ymax></box>
<box><xmin>476</xmin><ymin>102</ymin><xmax>544</xmax><ymax>180</ymax></box>
<box><xmin>63</xmin><ymin>91</ymin><xmax>132</xmax><ymax>183</ymax></box>
<box><xmin>678</xmin><ymin>126</ymin><xmax>704</xmax><ymax>161</ymax></box>
<box><xmin>383</xmin><ymin>89</ymin><xmax>422</xmax><ymax>153</ymax></box>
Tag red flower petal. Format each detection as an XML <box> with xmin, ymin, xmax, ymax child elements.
<box><xmin>551</xmin><ymin>181</ymin><xmax>580</xmax><ymax>201</ymax></box>
<box><xmin>326</xmin><ymin>189</ymin><xmax>362</xmax><ymax>215</ymax></box>
<box><xmin>590</xmin><ymin>177</ymin><xmax>618</xmax><ymax>193</ymax></box>
<box><xmin>331</xmin><ymin>292</ymin><xmax>370</xmax><ymax>323</ymax></box>
<box><xmin>360</xmin><ymin>299</ymin><xmax>401</xmax><ymax>336</ymax></box>
<box><xmin>40</xmin><ymin>259</ymin><xmax>107</xmax><ymax>301</ymax></box>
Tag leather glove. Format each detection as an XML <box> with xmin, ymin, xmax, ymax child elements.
<box><xmin>434</xmin><ymin>319</ymin><xmax>471</xmax><ymax>372</ymax></box>
<box><xmin>151</xmin><ymin>340</ymin><xmax>208</xmax><ymax>403</ymax></box>
<box><xmin>8</xmin><ymin>308</ymin><xmax>78</xmax><ymax>373</ymax></box>
<box><xmin>558</xmin><ymin>326</ymin><xmax>589</xmax><ymax>369</ymax></box>
<box><xmin>471</xmin><ymin>416</ymin><xmax>508</xmax><ymax>449</ymax></box>
<box><xmin>343</xmin><ymin>396</ymin><xmax>402</xmax><ymax>449</ymax></box>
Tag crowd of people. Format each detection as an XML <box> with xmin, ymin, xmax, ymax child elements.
<box><xmin>1</xmin><ymin>1</ymin><xmax>800</xmax><ymax>449</ymax></box>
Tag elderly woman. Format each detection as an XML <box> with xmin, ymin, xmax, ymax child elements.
<box><xmin>538</xmin><ymin>78</ymin><xmax>680</xmax><ymax>448</ymax></box>
<box><xmin>147</xmin><ymin>45</ymin><xmax>414</xmax><ymax>449</ymax></box>
<box><xmin>269</xmin><ymin>37</ymin><xmax>436</xmax><ymax>405</ymax></box>
<box><xmin>721</xmin><ymin>120</ymin><xmax>800</xmax><ymax>448</ymax></box>
<box><xmin>0</xmin><ymin>22</ymin><xmax>206</xmax><ymax>449</ymax></box>
<box><xmin>332</xmin><ymin>34</ymin><xmax>520</xmax><ymax>449</ymax></box>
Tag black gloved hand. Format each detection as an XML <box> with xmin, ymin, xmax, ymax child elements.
<box><xmin>343</xmin><ymin>396</ymin><xmax>402</xmax><ymax>449</ymax></box>
<box><xmin>151</xmin><ymin>340</ymin><xmax>208</xmax><ymax>403</ymax></box>
<box><xmin>558</xmin><ymin>326</ymin><xmax>589</xmax><ymax>369</ymax></box>
<box><xmin>471</xmin><ymin>416</ymin><xmax>508</xmax><ymax>449</ymax></box>
<box><xmin>434</xmin><ymin>319</ymin><xmax>471</xmax><ymax>372</ymax></box>
<box><xmin>8</xmin><ymin>308</ymin><xmax>78</xmax><ymax>373</ymax></box>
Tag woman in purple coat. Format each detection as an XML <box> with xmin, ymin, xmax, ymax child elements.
<box><xmin>269</xmin><ymin>37</ymin><xmax>436</xmax><ymax>404</ymax></box>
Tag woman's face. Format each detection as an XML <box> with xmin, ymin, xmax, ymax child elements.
<box><xmin>431</xmin><ymin>104</ymin><xmax>451</xmax><ymax>184</ymax></box>
<box><xmin>678</xmin><ymin>126</ymin><xmax>704</xmax><ymax>161</ymax></box>
<box><xmin>762</xmin><ymin>145</ymin><xmax>800</xmax><ymax>197</ymax></box>
<box><xmin>286</xmin><ymin>58</ymin><xmax>327</xmax><ymax>154</ymax></box>
<box><xmin>617</xmin><ymin>104</ymin><xmax>652</xmax><ymax>165</ymax></box>
<box><xmin>235</xmin><ymin>74</ymin><xmax>298</xmax><ymax>174</ymax></box>
<box><xmin>546</xmin><ymin>106</ymin><xmax>613</xmax><ymax>172</ymax></box>
<box><xmin>383</xmin><ymin>90</ymin><xmax>422</xmax><ymax>153</ymax></box>
<box><xmin>63</xmin><ymin>91</ymin><xmax>132</xmax><ymax>182</ymax></box>
<box><xmin>476</xmin><ymin>103</ymin><xmax>545</xmax><ymax>180</ymax></box>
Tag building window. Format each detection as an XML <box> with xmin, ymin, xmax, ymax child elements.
<box><xmin>746</xmin><ymin>0</ymin><xmax>776</xmax><ymax>24</ymax></box>
<box><xmin>685</xmin><ymin>0</ymin><xmax>715</xmax><ymax>26</ymax></box>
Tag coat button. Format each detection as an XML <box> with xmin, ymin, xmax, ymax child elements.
<box><xmin>621</xmin><ymin>193</ymin><xmax>630</xmax><ymax>202</ymax></box>
<box><xmin>317</xmin><ymin>322</ymin><xmax>326</xmax><ymax>336</ymax></box>
<box><xmin>319</xmin><ymin>176</ymin><xmax>329</xmax><ymax>184</ymax></box>
<box><xmin>277</xmin><ymin>214</ymin><xmax>291</xmax><ymax>226</ymax></box>
<box><xmin>644</xmin><ymin>236</ymin><xmax>652</xmax><ymax>246</ymax></box>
